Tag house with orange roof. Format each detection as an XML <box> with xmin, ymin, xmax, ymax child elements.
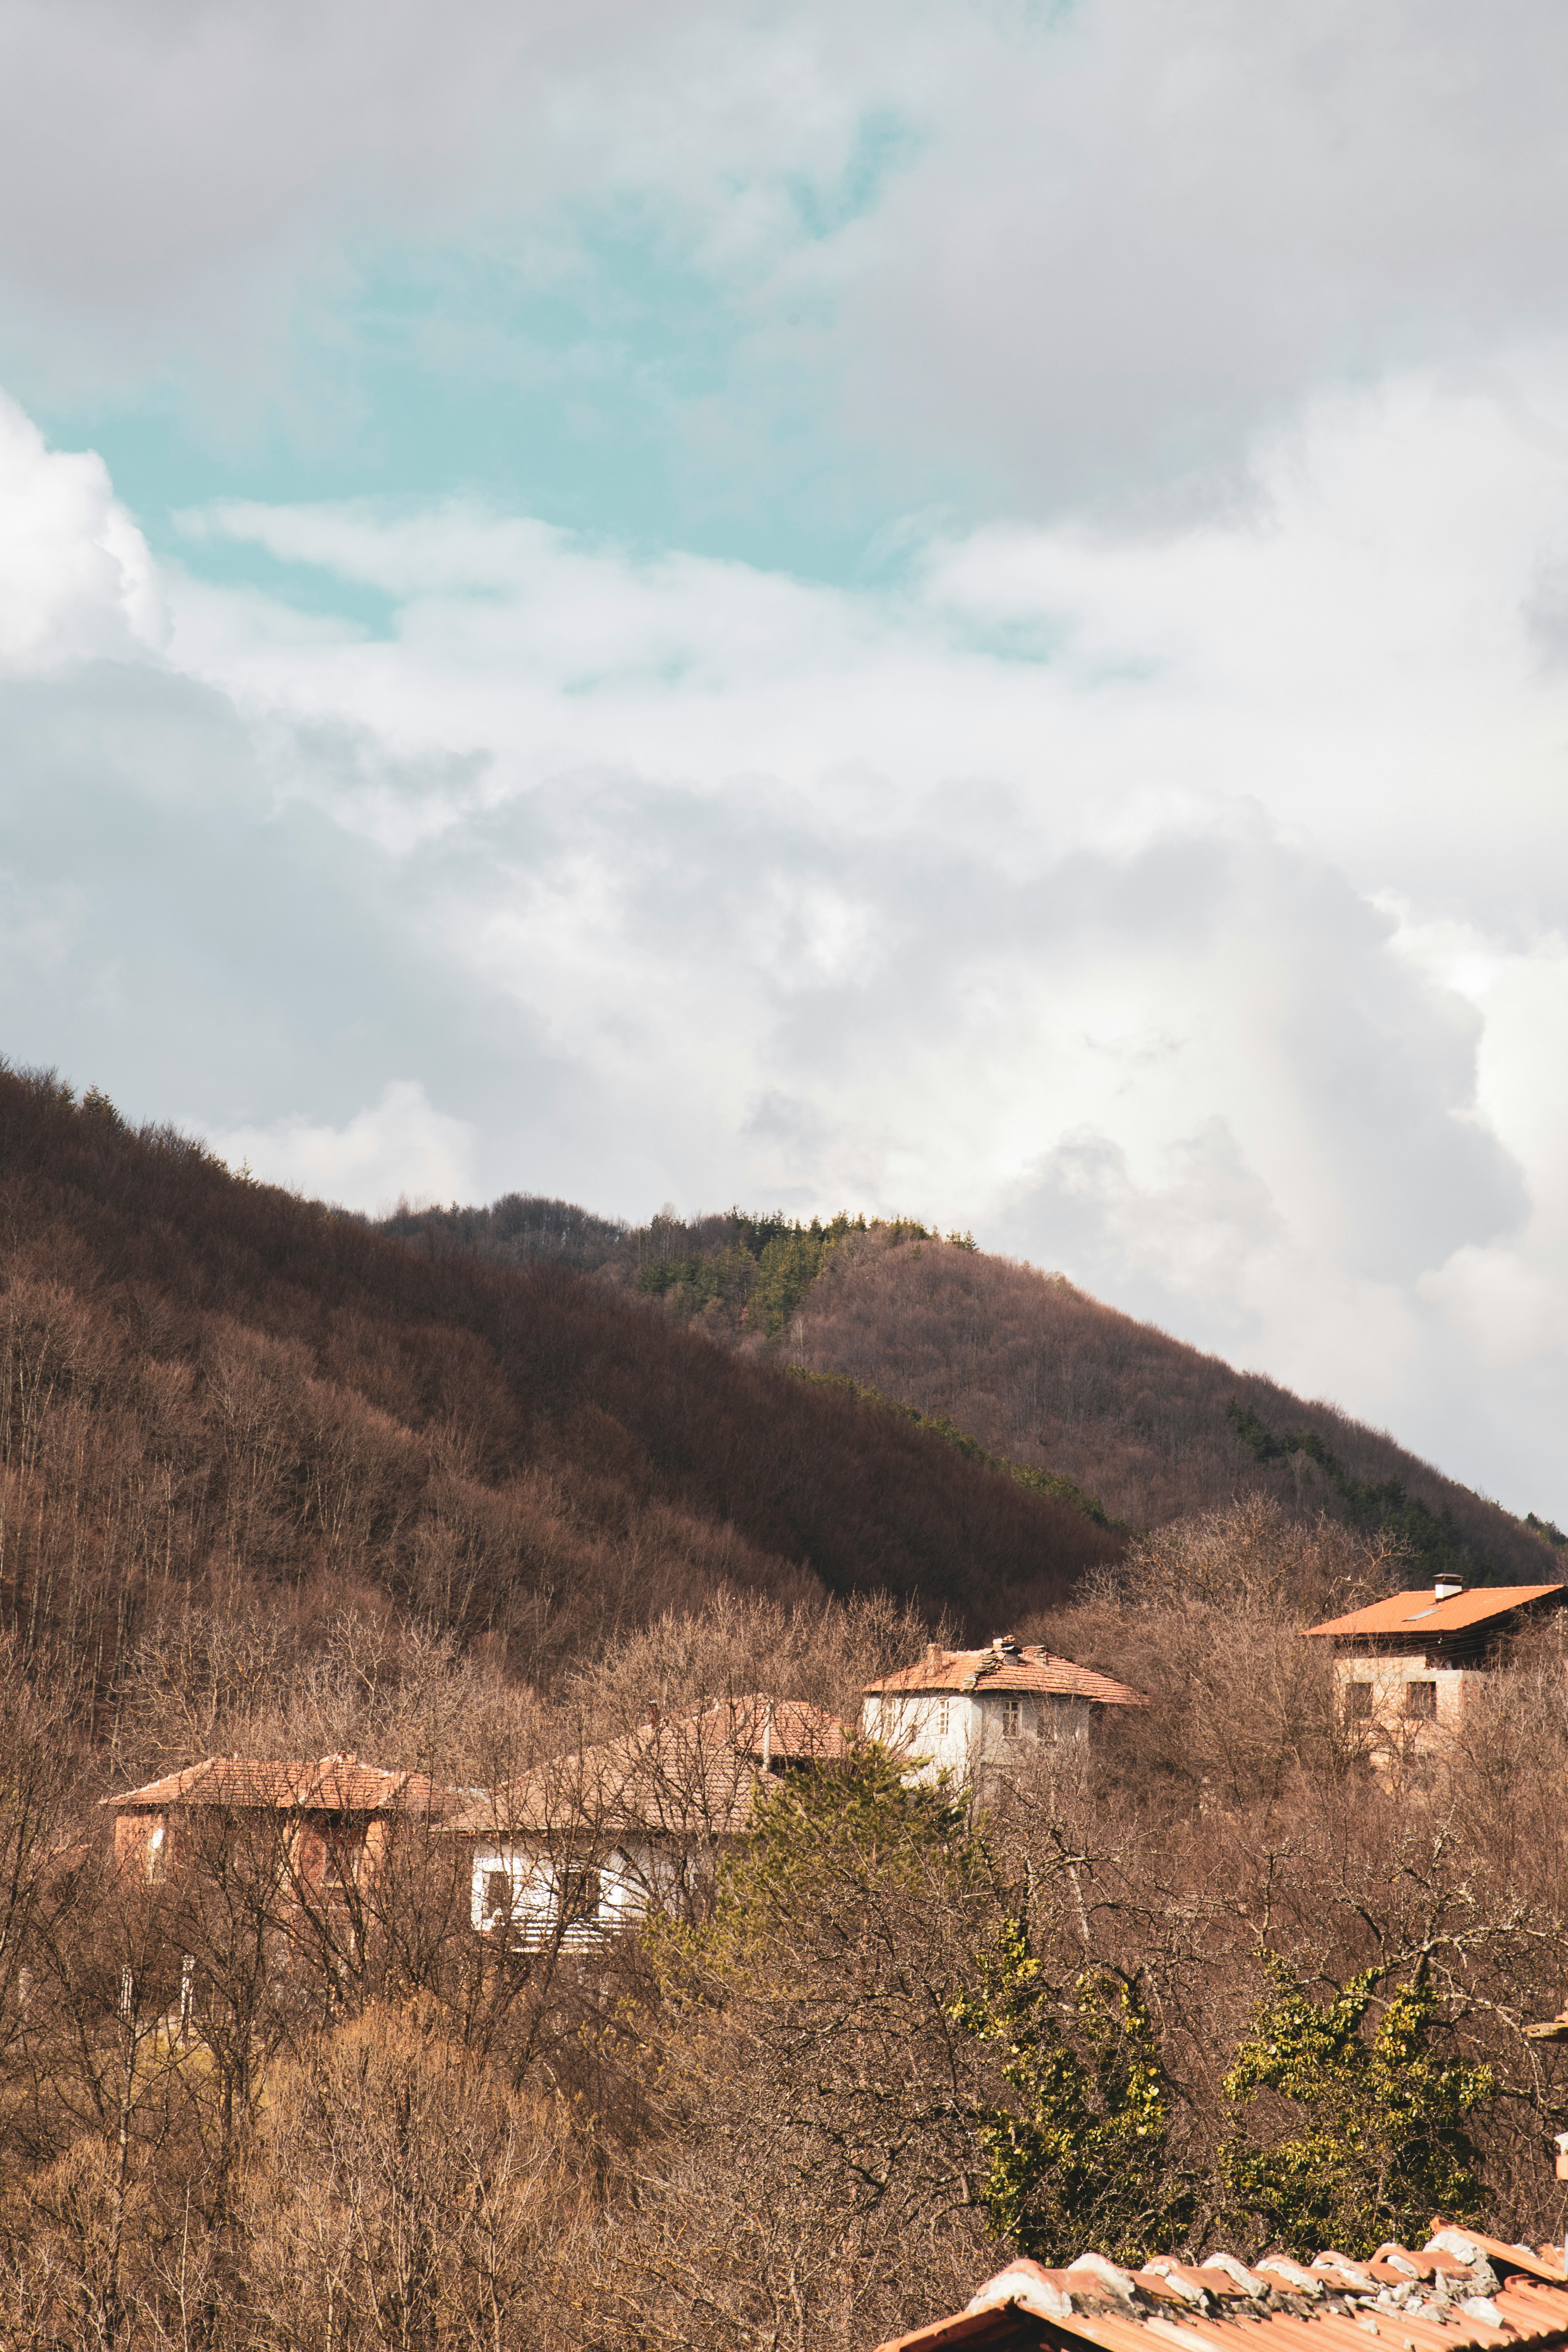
<box><xmin>449</xmin><ymin>1695</ymin><xmax>847</xmax><ymax>1946</ymax></box>
<box><xmin>103</xmin><ymin>1752</ymin><xmax>459</xmax><ymax>1898</ymax></box>
<box><xmin>1302</xmin><ymin>1576</ymin><xmax>1567</xmax><ymax>1753</ymax></box>
<box><xmin>862</xmin><ymin>1636</ymin><xmax>1147</xmax><ymax>1781</ymax></box>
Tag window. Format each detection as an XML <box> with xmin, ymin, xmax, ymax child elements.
<box><xmin>484</xmin><ymin>1869</ymin><xmax>513</xmax><ymax>1919</ymax></box>
<box><xmin>1404</xmin><ymin>1681</ymin><xmax>1438</xmax><ymax>1720</ymax></box>
<box><xmin>558</xmin><ymin>1863</ymin><xmax>602</xmax><ymax>1925</ymax></box>
<box><xmin>936</xmin><ymin>1699</ymin><xmax>950</xmax><ymax>1737</ymax></box>
<box><xmin>1001</xmin><ymin>1697</ymin><xmax>1023</xmax><ymax>1741</ymax></box>
<box><xmin>321</xmin><ymin>1831</ymin><xmax>363</xmax><ymax>1890</ymax></box>
<box><xmin>1346</xmin><ymin>1681</ymin><xmax>1374</xmax><ymax>1720</ymax></box>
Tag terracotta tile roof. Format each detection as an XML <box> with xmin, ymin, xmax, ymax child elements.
<box><xmin>104</xmin><ymin>1753</ymin><xmax>455</xmax><ymax>1816</ymax></box>
<box><xmin>450</xmin><ymin>1697</ymin><xmax>847</xmax><ymax>1841</ymax></box>
<box><xmin>1302</xmin><ymin>1585</ymin><xmax>1565</xmax><ymax>1642</ymax></box>
<box><xmin>865</xmin><ymin>1645</ymin><xmax>1148</xmax><ymax>1709</ymax></box>
<box><xmin>872</xmin><ymin>2228</ymin><xmax>1568</xmax><ymax>2352</ymax></box>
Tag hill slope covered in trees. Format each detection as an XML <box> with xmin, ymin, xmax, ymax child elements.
<box><xmin>383</xmin><ymin>1196</ymin><xmax>1557</xmax><ymax>1584</ymax></box>
<box><xmin>0</xmin><ymin>1071</ymin><xmax>1120</xmax><ymax>1707</ymax></box>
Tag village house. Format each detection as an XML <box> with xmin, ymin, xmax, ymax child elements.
<box><xmin>104</xmin><ymin>1752</ymin><xmax>458</xmax><ymax>1896</ymax></box>
<box><xmin>1301</xmin><ymin>1576</ymin><xmax>1566</xmax><ymax>1754</ymax></box>
<box><xmin>862</xmin><ymin>1635</ymin><xmax>1147</xmax><ymax>1778</ymax></box>
<box><xmin>455</xmin><ymin>1694</ymin><xmax>846</xmax><ymax>1945</ymax></box>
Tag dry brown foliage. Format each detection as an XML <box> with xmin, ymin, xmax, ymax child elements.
<box><xmin>782</xmin><ymin>1225</ymin><xmax>1547</xmax><ymax>1566</ymax></box>
<box><xmin>0</xmin><ymin>1069</ymin><xmax>1117</xmax><ymax>1730</ymax></box>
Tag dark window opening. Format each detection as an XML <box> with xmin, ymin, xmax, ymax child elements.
<box><xmin>484</xmin><ymin>1870</ymin><xmax>512</xmax><ymax>1917</ymax></box>
<box><xmin>1404</xmin><ymin>1681</ymin><xmax>1438</xmax><ymax>1720</ymax></box>
<box><xmin>1346</xmin><ymin>1682</ymin><xmax>1374</xmax><ymax>1719</ymax></box>
<box><xmin>558</xmin><ymin>1864</ymin><xmax>602</xmax><ymax>1923</ymax></box>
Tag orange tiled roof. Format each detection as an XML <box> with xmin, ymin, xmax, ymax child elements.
<box><xmin>1302</xmin><ymin>1585</ymin><xmax>1565</xmax><ymax>1642</ymax></box>
<box><xmin>865</xmin><ymin>1645</ymin><xmax>1147</xmax><ymax>1709</ymax></box>
<box><xmin>104</xmin><ymin>1753</ymin><xmax>453</xmax><ymax>1816</ymax></box>
<box><xmin>451</xmin><ymin>1697</ymin><xmax>846</xmax><ymax>1841</ymax></box>
<box><xmin>873</xmin><ymin>2228</ymin><xmax>1568</xmax><ymax>2352</ymax></box>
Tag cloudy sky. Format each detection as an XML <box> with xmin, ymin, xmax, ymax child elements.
<box><xmin>5</xmin><ymin>2</ymin><xmax>1568</xmax><ymax>1515</ymax></box>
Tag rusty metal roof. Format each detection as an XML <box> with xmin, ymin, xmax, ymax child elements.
<box><xmin>1302</xmin><ymin>1586</ymin><xmax>1565</xmax><ymax>1642</ymax></box>
<box><xmin>872</xmin><ymin>2228</ymin><xmax>1568</xmax><ymax>2352</ymax></box>
<box><xmin>450</xmin><ymin>1697</ymin><xmax>847</xmax><ymax>1841</ymax></box>
<box><xmin>865</xmin><ymin>1645</ymin><xmax>1148</xmax><ymax>1709</ymax></box>
<box><xmin>104</xmin><ymin>1753</ymin><xmax>454</xmax><ymax>1815</ymax></box>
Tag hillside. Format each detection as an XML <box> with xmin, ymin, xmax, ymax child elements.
<box><xmin>0</xmin><ymin>1072</ymin><xmax>1120</xmax><ymax>1706</ymax></box>
<box><xmin>384</xmin><ymin>1197</ymin><xmax>1557</xmax><ymax>1584</ymax></box>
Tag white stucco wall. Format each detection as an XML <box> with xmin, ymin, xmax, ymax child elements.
<box><xmin>471</xmin><ymin>1838</ymin><xmax>688</xmax><ymax>1941</ymax></box>
<box><xmin>862</xmin><ymin>1689</ymin><xmax>1092</xmax><ymax>1779</ymax></box>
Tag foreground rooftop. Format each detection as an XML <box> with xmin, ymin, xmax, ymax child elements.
<box><xmin>874</xmin><ymin>2227</ymin><xmax>1568</xmax><ymax>2352</ymax></box>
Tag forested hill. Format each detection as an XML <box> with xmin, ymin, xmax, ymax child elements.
<box><xmin>383</xmin><ymin>1196</ymin><xmax>1560</xmax><ymax>1586</ymax></box>
<box><xmin>0</xmin><ymin>1072</ymin><xmax>1120</xmax><ymax>1704</ymax></box>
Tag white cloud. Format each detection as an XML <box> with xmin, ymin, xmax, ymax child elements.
<box><xmin>6</xmin><ymin>374</ymin><xmax>1568</xmax><ymax>1510</ymax></box>
<box><xmin>0</xmin><ymin>392</ymin><xmax>165</xmax><ymax>670</ymax></box>
<box><xmin>168</xmin><ymin>369</ymin><xmax>1568</xmax><ymax>910</ymax></box>
<box><xmin>9</xmin><ymin>1</ymin><xmax>1568</xmax><ymax>509</ymax></box>
<box><xmin>208</xmin><ymin>1081</ymin><xmax>478</xmax><ymax>1214</ymax></box>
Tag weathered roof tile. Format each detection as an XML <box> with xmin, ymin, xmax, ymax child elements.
<box><xmin>865</xmin><ymin>1645</ymin><xmax>1147</xmax><ymax>1708</ymax></box>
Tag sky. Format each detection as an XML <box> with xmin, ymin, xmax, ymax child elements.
<box><xmin>5</xmin><ymin>2</ymin><xmax>1568</xmax><ymax>1517</ymax></box>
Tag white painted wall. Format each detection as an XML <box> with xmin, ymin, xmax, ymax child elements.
<box><xmin>862</xmin><ymin>1690</ymin><xmax>1092</xmax><ymax>1780</ymax></box>
<box><xmin>471</xmin><ymin>1838</ymin><xmax>689</xmax><ymax>1942</ymax></box>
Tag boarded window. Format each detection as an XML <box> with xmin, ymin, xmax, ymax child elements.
<box><xmin>1001</xmin><ymin>1698</ymin><xmax>1023</xmax><ymax>1741</ymax></box>
<box><xmin>1346</xmin><ymin>1681</ymin><xmax>1374</xmax><ymax>1719</ymax></box>
<box><xmin>1405</xmin><ymin>1680</ymin><xmax>1438</xmax><ymax>1719</ymax></box>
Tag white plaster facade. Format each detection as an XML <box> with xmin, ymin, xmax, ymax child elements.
<box><xmin>457</xmin><ymin>1694</ymin><xmax>847</xmax><ymax>1946</ymax></box>
<box><xmin>861</xmin><ymin>1686</ymin><xmax>1094</xmax><ymax>1779</ymax></box>
<box><xmin>469</xmin><ymin>1838</ymin><xmax>687</xmax><ymax>1943</ymax></box>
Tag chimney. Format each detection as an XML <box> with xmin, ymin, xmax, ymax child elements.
<box><xmin>762</xmin><ymin>1703</ymin><xmax>773</xmax><ymax>1774</ymax></box>
<box><xmin>993</xmin><ymin>1633</ymin><xmax>1020</xmax><ymax>1654</ymax></box>
<box><xmin>1434</xmin><ymin>1577</ymin><xmax>1464</xmax><ymax>1602</ymax></box>
<box><xmin>924</xmin><ymin>1643</ymin><xmax>942</xmax><ymax>1666</ymax></box>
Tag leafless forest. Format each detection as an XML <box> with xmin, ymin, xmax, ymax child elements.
<box><xmin>0</xmin><ymin>1070</ymin><xmax>1117</xmax><ymax>1720</ymax></box>
<box><xmin>4</xmin><ymin>1508</ymin><xmax>1568</xmax><ymax>2348</ymax></box>
<box><xmin>384</xmin><ymin>1198</ymin><xmax>1554</xmax><ymax>1575</ymax></box>
<box><xmin>7</xmin><ymin>1075</ymin><xmax>1568</xmax><ymax>2349</ymax></box>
